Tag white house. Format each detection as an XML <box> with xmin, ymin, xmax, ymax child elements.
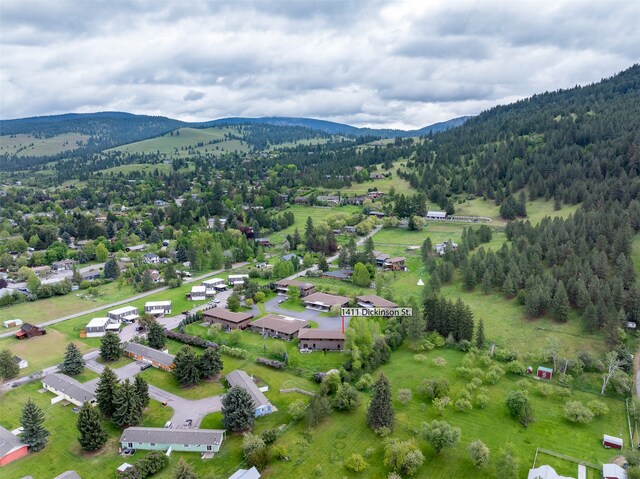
<box><xmin>603</xmin><ymin>464</ymin><xmax>627</xmax><ymax>479</ymax></box>
<box><xmin>202</xmin><ymin>278</ymin><xmax>226</xmax><ymax>294</ymax></box>
<box><xmin>85</xmin><ymin>317</ymin><xmax>110</xmax><ymax>337</ymax></box>
<box><xmin>42</xmin><ymin>373</ymin><xmax>96</xmax><ymax>407</ymax></box>
<box><xmin>144</xmin><ymin>301</ymin><xmax>172</xmax><ymax>315</ymax></box>
<box><xmin>108</xmin><ymin>306</ymin><xmax>140</xmax><ymax>323</ymax></box>
<box><xmin>14</xmin><ymin>355</ymin><xmax>28</xmax><ymax>369</ymax></box>
<box><xmin>228</xmin><ymin>274</ymin><xmax>249</xmax><ymax>286</ymax></box>
<box><xmin>190</xmin><ymin>285</ymin><xmax>206</xmax><ymax>301</ymax></box>
<box><xmin>527</xmin><ymin>465</ymin><xmax>575</xmax><ymax>479</ymax></box>
<box><xmin>229</xmin><ymin>467</ymin><xmax>261</xmax><ymax>479</ymax></box>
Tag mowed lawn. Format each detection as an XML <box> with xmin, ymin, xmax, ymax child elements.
<box><xmin>269</xmin><ymin>204</ymin><xmax>362</xmax><ymax>244</ymax></box>
<box><xmin>0</xmin><ymin>281</ymin><xmax>139</xmax><ymax>328</ymax></box>
<box><xmin>0</xmin><ymin>381</ymin><xmax>172</xmax><ymax>479</ymax></box>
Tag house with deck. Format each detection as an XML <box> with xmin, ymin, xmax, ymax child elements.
<box><xmin>249</xmin><ymin>314</ymin><xmax>309</xmax><ymax>340</ymax></box>
<box><xmin>108</xmin><ymin>306</ymin><xmax>139</xmax><ymax>323</ymax></box>
<box><xmin>226</xmin><ymin>370</ymin><xmax>274</xmax><ymax>417</ymax></box>
<box><xmin>85</xmin><ymin>317</ymin><xmax>119</xmax><ymax>337</ymax></box>
<box><xmin>203</xmin><ymin>308</ymin><xmax>254</xmax><ymax>330</ymax></box>
<box><xmin>272</xmin><ymin>279</ymin><xmax>315</xmax><ymax>297</ymax></box>
<box><xmin>144</xmin><ymin>301</ymin><xmax>172</xmax><ymax>315</ymax></box>
<box><xmin>119</xmin><ymin>427</ymin><xmax>225</xmax><ymax>453</ymax></box>
<box><xmin>356</xmin><ymin>295</ymin><xmax>398</xmax><ymax>309</ymax></box>
<box><xmin>298</xmin><ymin>329</ymin><xmax>345</xmax><ymax>351</ymax></box>
<box><xmin>123</xmin><ymin>342</ymin><xmax>175</xmax><ymax>371</ymax></box>
<box><xmin>42</xmin><ymin>373</ymin><xmax>96</xmax><ymax>407</ymax></box>
<box><xmin>302</xmin><ymin>292</ymin><xmax>350</xmax><ymax>312</ymax></box>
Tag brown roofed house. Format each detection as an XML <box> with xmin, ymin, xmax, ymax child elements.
<box><xmin>203</xmin><ymin>308</ymin><xmax>254</xmax><ymax>330</ymax></box>
<box><xmin>250</xmin><ymin>314</ymin><xmax>309</xmax><ymax>340</ymax></box>
<box><xmin>384</xmin><ymin>256</ymin><xmax>406</xmax><ymax>271</ymax></box>
<box><xmin>14</xmin><ymin>323</ymin><xmax>46</xmax><ymax>340</ymax></box>
<box><xmin>298</xmin><ymin>329</ymin><xmax>345</xmax><ymax>351</ymax></box>
<box><xmin>272</xmin><ymin>279</ymin><xmax>316</xmax><ymax>297</ymax></box>
<box><xmin>302</xmin><ymin>292</ymin><xmax>350</xmax><ymax>312</ymax></box>
<box><xmin>356</xmin><ymin>295</ymin><xmax>399</xmax><ymax>309</ymax></box>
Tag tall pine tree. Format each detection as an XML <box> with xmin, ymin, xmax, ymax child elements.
<box><xmin>77</xmin><ymin>402</ymin><xmax>107</xmax><ymax>451</ymax></box>
<box><xmin>96</xmin><ymin>366</ymin><xmax>119</xmax><ymax>417</ymax></box>
<box><xmin>0</xmin><ymin>348</ymin><xmax>19</xmax><ymax>381</ymax></box>
<box><xmin>221</xmin><ymin>386</ymin><xmax>255</xmax><ymax>432</ymax></box>
<box><xmin>367</xmin><ymin>373</ymin><xmax>394</xmax><ymax>431</ymax></box>
<box><xmin>476</xmin><ymin>319</ymin><xmax>485</xmax><ymax>350</ymax></box>
<box><xmin>21</xmin><ymin>398</ymin><xmax>49</xmax><ymax>452</ymax></box>
<box><xmin>147</xmin><ymin>322</ymin><xmax>167</xmax><ymax>350</ymax></box>
<box><xmin>100</xmin><ymin>332</ymin><xmax>121</xmax><ymax>362</ymax></box>
<box><xmin>134</xmin><ymin>376</ymin><xmax>150</xmax><ymax>410</ymax></box>
<box><xmin>199</xmin><ymin>348</ymin><xmax>223</xmax><ymax>379</ymax></box>
<box><xmin>112</xmin><ymin>378</ymin><xmax>141</xmax><ymax>427</ymax></box>
<box><xmin>60</xmin><ymin>342</ymin><xmax>85</xmax><ymax>376</ymax></box>
<box><xmin>173</xmin><ymin>345</ymin><xmax>201</xmax><ymax>387</ymax></box>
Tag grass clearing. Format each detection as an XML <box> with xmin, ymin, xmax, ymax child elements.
<box><xmin>138</xmin><ymin>367</ymin><xmax>225</xmax><ymax>400</ymax></box>
<box><xmin>0</xmin><ymin>132</ymin><xmax>90</xmax><ymax>157</ymax></box>
<box><xmin>269</xmin><ymin>204</ymin><xmax>362</xmax><ymax>244</ymax></box>
<box><xmin>453</xmin><ymin>196</ymin><xmax>580</xmax><ymax>225</ymax></box>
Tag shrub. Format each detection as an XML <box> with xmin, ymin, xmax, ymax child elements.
<box><xmin>334</xmin><ymin>384</ymin><xmax>360</xmax><ymax>411</ymax></box>
<box><xmin>455</xmin><ymin>399</ymin><xmax>473</xmax><ymax>412</ymax></box>
<box><xmin>398</xmin><ymin>389</ymin><xmax>412</xmax><ymax>405</ymax></box>
<box><xmin>469</xmin><ymin>439</ymin><xmax>490</xmax><ymax>467</ymax></box>
<box><xmin>219</xmin><ymin>345</ymin><xmax>248</xmax><ymax>359</ymax></box>
<box><xmin>586</xmin><ymin>400</ymin><xmax>609</xmax><ymax>417</ymax></box>
<box><xmin>413</xmin><ymin>354</ymin><xmax>427</xmax><ymax>363</ymax></box>
<box><xmin>256</xmin><ymin>357</ymin><xmax>285</xmax><ymax>369</ymax></box>
<box><xmin>344</xmin><ymin>453</ymin><xmax>369</xmax><ymax>472</ymax></box>
<box><xmin>557</xmin><ymin>372</ymin><xmax>573</xmax><ymax>386</ymax></box>
<box><xmin>515</xmin><ymin>379</ymin><xmax>530</xmax><ymax>390</ymax></box>
<box><xmin>272</xmin><ymin>444</ymin><xmax>289</xmax><ymax>461</ymax></box>
<box><xmin>261</xmin><ymin>427</ymin><xmax>282</xmax><ymax>445</ymax></box>
<box><xmin>355</xmin><ymin>373</ymin><xmax>373</xmax><ymax>391</ymax></box>
<box><xmin>476</xmin><ymin>394</ymin><xmax>489</xmax><ymax>409</ymax></box>
<box><xmin>508</xmin><ymin>361</ymin><xmax>527</xmax><ymax>375</ymax></box>
<box><xmin>166</xmin><ymin>330</ymin><xmax>218</xmax><ymax>349</ymax></box>
<box><xmin>432</xmin><ymin>357</ymin><xmax>447</xmax><ymax>367</ymax></box>
<box><xmin>536</xmin><ymin>383</ymin><xmax>553</xmax><ymax>397</ymax></box>
<box><xmin>384</xmin><ymin>439</ymin><xmax>425</xmax><ymax>476</ymax></box>
<box><xmin>287</xmin><ymin>399</ymin><xmax>307</xmax><ymax>420</ymax></box>
<box><xmin>418</xmin><ymin>378</ymin><xmax>450</xmax><ymax>399</ymax></box>
<box><xmin>564</xmin><ymin>401</ymin><xmax>594</xmax><ymax>424</ymax></box>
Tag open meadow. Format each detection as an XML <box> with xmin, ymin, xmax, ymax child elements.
<box><xmin>0</xmin><ymin>132</ymin><xmax>90</xmax><ymax>157</ymax></box>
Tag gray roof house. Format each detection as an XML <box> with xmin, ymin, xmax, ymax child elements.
<box><xmin>119</xmin><ymin>427</ymin><xmax>225</xmax><ymax>453</ymax></box>
<box><xmin>123</xmin><ymin>342</ymin><xmax>175</xmax><ymax>371</ymax></box>
<box><xmin>42</xmin><ymin>373</ymin><xmax>96</xmax><ymax>407</ymax></box>
<box><xmin>229</xmin><ymin>467</ymin><xmax>261</xmax><ymax>479</ymax></box>
<box><xmin>226</xmin><ymin>370</ymin><xmax>274</xmax><ymax>417</ymax></box>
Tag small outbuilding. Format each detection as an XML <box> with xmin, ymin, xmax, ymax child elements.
<box><xmin>602</xmin><ymin>434</ymin><xmax>623</xmax><ymax>449</ymax></box>
<box><xmin>14</xmin><ymin>323</ymin><xmax>46</xmax><ymax>340</ymax></box>
<box><xmin>603</xmin><ymin>463</ymin><xmax>627</xmax><ymax>479</ymax></box>
<box><xmin>537</xmin><ymin>366</ymin><xmax>553</xmax><ymax>380</ymax></box>
<box><xmin>228</xmin><ymin>467</ymin><xmax>261</xmax><ymax>479</ymax></box>
<box><xmin>3</xmin><ymin>319</ymin><xmax>22</xmax><ymax>328</ymax></box>
<box><xmin>0</xmin><ymin>425</ymin><xmax>29</xmax><ymax>466</ymax></box>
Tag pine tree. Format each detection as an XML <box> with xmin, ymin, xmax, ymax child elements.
<box><xmin>140</xmin><ymin>269</ymin><xmax>154</xmax><ymax>291</ymax></box>
<box><xmin>173</xmin><ymin>458</ymin><xmax>198</xmax><ymax>479</ymax></box>
<box><xmin>112</xmin><ymin>378</ymin><xmax>142</xmax><ymax>427</ymax></box>
<box><xmin>551</xmin><ymin>281</ymin><xmax>570</xmax><ymax>322</ymax></box>
<box><xmin>476</xmin><ymin>319</ymin><xmax>485</xmax><ymax>350</ymax></box>
<box><xmin>103</xmin><ymin>258</ymin><xmax>120</xmax><ymax>279</ymax></box>
<box><xmin>221</xmin><ymin>386</ymin><xmax>255</xmax><ymax>432</ymax></box>
<box><xmin>402</xmin><ymin>297</ymin><xmax>425</xmax><ymax>341</ymax></box>
<box><xmin>77</xmin><ymin>402</ymin><xmax>107</xmax><ymax>451</ymax></box>
<box><xmin>304</xmin><ymin>216</ymin><xmax>315</xmax><ymax>251</ymax></box>
<box><xmin>147</xmin><ymin>322</ymin><xmax>167</xmax><ymax>350</ymax></box>
<box><xmin>134</xmin><ymin>376</ymin><xmax>150</xmax><ymax>410</ymax></box>
<box><xmin>173</xmin><ymin>345</ymin><xmax>201</xmax><ymax>387</ymax></box>
<box><xmin>582</xmin><ymin>303</ymin><xmax>598</xmax><ymax>333</ymax></box>
<box><xmin>60</xmin><ymin>342</ymin><xmax>85</xmax><ymax>376</ymax></box>
<box><xmin>367</xmin><ymin>373</ymin><xmax>394</xmax><ymax>431</ymax></box>
<box><xmin>21</xmin><ymin>398</ymin><xmax>49</xmax><ymax>452</ymax></box>
<box><xmin>199</xmin><ymin>348</ymin><xmax>223</xmax><ymax>379</ymax></box>
<box><xmin>352</xmin><ymin>262</ymin><xmax>371</xmax><ymax>287</ymax></box>
<box><xmin>100</xmin><ymin>332</ymin><xmax>121</xmax><ymax>362</ymax></box>
<box><xmin>0</xmin><ymin>348</ymin><xmax>19</xmax><ymax>381</ymax></box>
<box><xmin>96</xmin><ymin>367</ymin><xmax>119</xmax><ymax>417</ymax></box>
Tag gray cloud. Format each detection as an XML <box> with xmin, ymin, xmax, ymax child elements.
<box><xmin>0</xmin><ymin>0</ymin><xmax>638</xmax><ymax>129</ymax></box>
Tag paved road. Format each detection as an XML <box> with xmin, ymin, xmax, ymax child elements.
<box><xmin>261</xmin><ymin>296</ymin><xmax>349</xmax><ymax>331</ymax></box>
<box><xmin>0</xmin><ymin>262</ymin><xmax>248</xmax><ymax>339</ymax></box>
<box><xmin>85</xmin><ymin>356</ymin><xmax>223</xmax><ymax>427</ymax></box>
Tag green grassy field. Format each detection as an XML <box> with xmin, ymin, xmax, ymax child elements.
<box><xmin>98</xmin><ymin>162</ymin><xmax>192</xmax><ymax>176</ymax></box>
<box><xmin>340</xmin><ymin>161</ymin><xmax>416</xmax><ymax>195</ymax></box>
<box><xmin>0</xmin><ymin>380</ymin><xmax>173</xmax><ymax>479</ymax></box>
<box><xmin>106</xmin><ymin>127</ymin><xmax>249</xmax><ymax>157</ymax></box>
<box><xmin>453</xmin><ymin>197</ymin><xmax>580</xmax><ymax>225</ymax></box>
<box><xmin>0</xmin><ymin>132</ymin><xmax>90</xmax><ymax>157</ymax></box>
<box><xmin>0</xmin><ymin>281</ymin><xmax>139</xmax><ymax>328</ymax></box>
<box><xmin>269</xmin><ymin>204</ymin><xmax>362</xmax><ymax>244</ymax></box>
<box><xmin>138</xmin><ymin>367</ymin><xmax>226</xmax><ymax>400</ymax></box>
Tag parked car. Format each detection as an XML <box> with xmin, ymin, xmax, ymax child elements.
<box><xmin>184</xmin><ymin>419</ymin><xmax>193</xmax><ymax>427</ymax></box>
<box><xmin>72</xmin><ymin>406</ymin><xmax>81</xmax><ymax>413</ymax></box>
<box><xmin>164</xmin><ymin>421</ymin><xmax>172</xmax><ymax>428</ymax></box>
<box><xmin>140</xmin><ymin>363</ymin><xmax>152</xmax><ymax>371</ymax></box>
<box><xmin>213</xmin><ymin>299</ymin><xmax>221</xmax><ymax>304</ymax></box>
<box><xmin>182</xmin><ymin>310</ymin><xmax>190</xmax><ymax>315</ymax></box>
<box><xmin>278</xmin><ymin>299</ymin><xmax>286</xmax><ymax>304</ymax></box>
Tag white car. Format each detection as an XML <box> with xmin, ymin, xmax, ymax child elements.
<box><xmin>213</xmin><ymin>299</ymin><xmax>221</xmax><ymax>304</ymax></box>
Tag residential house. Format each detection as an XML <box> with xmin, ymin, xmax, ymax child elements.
<box><xmin>369</xmin><ymin>211</ymin><xmax>386</xmax><ymax>218</ymax></box>
<box><xmin>85</xmin><ymin>317</ymin><xmax>113</xmax><ymax>337</ymax></box>
<box><xmin>208</xmin><ymin>217</ymin><xmax>227</xmax><ymax>229</ymax></box>
<box><xmin>434</xmin><ymin>240</ymin><xmax>458</xmax><ymax>255</ymax></box>
<box><xmin>281</xmin><ymin>253</ymin><xmax>301</xmax><ymax>263</ymax></box>
<box><xmin>0</xmin><ymin>425</ymin><xmax>29</xmax><ymax>466</ymax></box>
<box><xmin>119</xmin><ymin>427</ymin><xmax>225</xmax><ymax>453</ymax></box>
<box><xmin>144</xmin><ymin>301</ymin><xmax>172</xmax><ymax>315</ymax></box>
<box><xmin>254</xmin><ymin>238</ymin><xmax>271</xmax><ymax>247</ymax></box>
<box><xmin>228</xmin><ymin>274</ymin><xmax>249</xmax><ymax>286</ymax></box>
<box><xmin>51</xmin><ymin>259</ymin><xmax>75</xmax><ymax>272</ymax></box>
<box><xmin>81</xmin><ymin>270</ymin><xmax>101</xmax><ymax>281</ymax></box>
<box><xmin>190</xmin><ymin>285</ymin><xmax>206</xmax><ymax>300</ymax></box>
<box><xmin>146</xmin><ymin>269</ymin><xmax>162</xmax><ymax>283</ymax></box>
<box><xmin>226</xmin><ymin>370</ymin><xmax>274</xmax><ymax>417</ymax></box>
<box><xmin>272</xmin><ymin>279</ymin><xmax>315</xmax><ymax>297</ymax></box>
<box><xmin>14</xmin><ymin>323</ymin><xmax>46</xmax><ymax>340</ymax></box>
<box><xmin>316</xmin><ymin>195</ymin><xmax>340</xmax><ymax>206</ymax></box>
<box><xmin>123</xmin><ymin>342</ymin><xmax>175</xmax><ymax>371</ymax></box>
<box><xmin>202</xmin><ymin>278</ymin><xmax>227</xmax><ymax>294</ymax></box>
<box><xmin>202</xmin><ymin>308</ymin><xmax>254</xmax><ymax>330</ymax></box>
<box><xmin>367</xmin><ymin>191</ymin><xmax>385</xmax><ymax>200</ymax></box>
<box><xmin>13</xmin><ymin>356</ymin><xmax>28</xmax><ymax>369</ymax></box>
<box><xmin>42</xmin><ymin>373</ymin><xmax>96</xmax><ymax>407</ymax></box>
<box><xmin>426</xmin><ymin>211</ymin><xmax>447</xmax><ymax>220</ymax></box>
<box><xmin>603</xmin><ymin>464</ymin><xmax>627</xmax><ymax>479</ymax></box>
<box><xmin>153</xmin><ymin>200</ymin><xmax>167</xmax><ymax>207</ymax></box>
<box><xmin>356</xmin><ymin>295</ymin><xmax>398</xmax><ymax>309</ymax></box>
<box><xmin>373</xmin><ymin>251</ymin><xmax>390</xmax><ymax>267</ymax></box>
<box><xmin>249</xmin><ymin>314</ymin><xmax>309</xmax><ymax>340</ymax></box>
<box><xmin>343</xmin><ymin>225</ymin><xmax>357</xmax><ymax>234</ymax></box>
<box><xmin>384</xmin><ymin>257</ymin><xmax>406</xmax><ymax>271</ymax></box>
<box><xmin>108</xmin><ymin>306</ymin><xmax>139</xmax><ymax>323</ymax></box>
<box><xmin>527</xmin><ymin>465</ymin><xmax>574</xmax><ymax>479</ymax></box>
<box><xmin>298</xmin><ymin>329</ymin><xmax>345</xmax><ymax>351</ymax></box>
<box><xmin>143</xmin><ymin>253</ymin><xmax>160</xmax><ymax>264</ymax></box>
<box><xmin>125</xmin><ymin>244</ymin><xmax>147</xmax><ymax>253</ymax></box>
<box><xmin>294</xmin><ymin>196</ymin><xmax>309</xmax><ymax>205</ymax></box>
<box><xmin>321</xmin><ymin>269</ymin><xmax>353</xmax><ymax>281</ymax></box>
<box><xmin>228</xmin><ymin>467</ymin><xmax>261</xmax><ymax>479</ymax></box>
<box><xmin>346</xmin><ymin>196</ymin><xmax>366</xmax><ymax>205</ymax></box>
<box><xmin>302</xmin><ymin>292</ymin><xmax>350</xmax><ymax>312</ymax></box>
<box><xmin>53</xmin><ymin>471</ymin><xmax>81</xmax><ymax>479</ymax></box>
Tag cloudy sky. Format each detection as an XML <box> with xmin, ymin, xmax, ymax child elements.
<box><xmin>1</xmin><ymin>0</ymin><xmax>638</xmax><ymax>129</ymax></box>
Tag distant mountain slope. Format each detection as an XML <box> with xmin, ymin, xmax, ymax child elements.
<box><xmin>203</xmin><ymin>116</ymin><xmax>470</xmax><ymax>138</ymax></box>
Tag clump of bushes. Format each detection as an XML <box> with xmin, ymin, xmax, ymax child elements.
<box><xmin>219</xmin><ymin>345</ymin><xmax>248</xmax><ymax>359</ymax></box>
<box><xmin>256</xmin><ymin>357</ymin><xmax>285</xmax><ymax>369</ymax></box>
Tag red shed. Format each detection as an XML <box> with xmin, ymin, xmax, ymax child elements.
<box><xmin>0</xmin><ymin>426</ymin><xmax>29</xmax><ymax>466</ymax></box>
<box><xmin>602</xmin><ymin>434</ymin><xmax>623</xmax><ymax>449</ymax></box>
<box><xmin>537</xmin><ymin>366</ymin><xmax>553</xmax><ymax>380</ymax></box>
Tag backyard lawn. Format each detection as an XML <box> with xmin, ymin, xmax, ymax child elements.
<box><xmin>138</xmin><ymin>363</ymin><xmax>226</xmax><ymax>400</ymax></box>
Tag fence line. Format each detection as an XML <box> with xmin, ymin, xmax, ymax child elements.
<box><xmin>535</xmin><ymin>447</ymin><xmax>599</xmax><ymax>469</ymax></box>
<box><xmin>280</xmin><ymin>387</ymin><xmax>317</xmax><ymax>397</ymax></box>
